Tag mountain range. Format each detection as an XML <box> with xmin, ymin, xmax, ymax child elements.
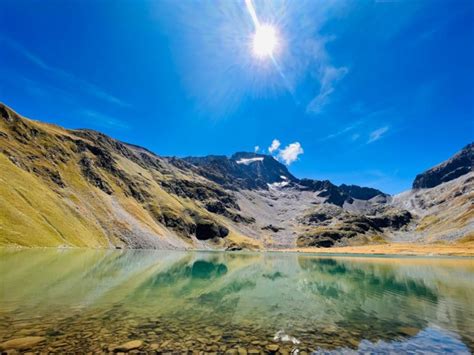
<box><xmin>0</xmin><ymin>103</ymin><xmax>472</xmax><ymax>250</ymax></box>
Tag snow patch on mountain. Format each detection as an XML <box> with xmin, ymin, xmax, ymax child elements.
<box><xmin>268</xmin><ymin>181</ymin><xmax>290</xmax><ymax>189</ymax></box>
<box><xmin>236</xmin><ymin>157</ymin><xmax>264</xmax><ymax>165</ymax></box>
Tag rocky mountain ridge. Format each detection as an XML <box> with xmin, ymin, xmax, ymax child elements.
<box><xmin>180</xmin><ymin>151</ymin><xmax>387</xmax><ymax>206</ymax></box>
<box><xmin>0</xmin><ymin>103</ymin><xmax>472</xmax><ymax>249</ymax></box>
<box><xmin>412</xmin><ymin>143</ymin><xmax>473</xmax><ymax>189</ymax></box>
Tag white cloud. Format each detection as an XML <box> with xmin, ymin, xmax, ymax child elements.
<box><xmin>254</xmin><ymin>145</ymin><xmax>260</xmax><ymax>153</ymax></box>
<box><xmin>268</xmin><ymin>139</ymin><xmax>281</xmax><ymax>154</ymax></box>
<box><xmin>368</xmin><ymin>126</ymin><xmax>389</xmax><ymax>144</ymax></box>
<box><xmin>277</xmin><ymin>142</ymin><xmax>304</xmax><ymax>165</ymax></box>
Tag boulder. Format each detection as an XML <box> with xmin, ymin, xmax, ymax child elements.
<box><xmin>195</xmin><ymin>219</ymin><xmax>229</xmax><ymax>240</ymax></box>
<box><xmin>226</xmin><ymin>243</ymin><xmax>243</xmax><ymax>251</ymax></box>
<box><xmin>0</xmin><ymin>336</ymin><xmax>46</xmax><ymax>350</ymax></box>
<box><xmin>297</xmin><ymin>230</ymin><xmax>356</xmax><ymax>248</ymax></box>
<box><xmin>112</xmin><ymin>340</ymin><xmax>143</xmax><ymax>352</ymax></box>
<box><xmin>266</xmin><ymin>344</ymin><xmax>280</xmax><ymax>352</ymax></box>
<box><xmin>204</xmin><ymin>200</ymin><xmax>227</xmax><ymax>214</ymax></box>
<box><xmin>369</xmin><ymin>210</ymin><xmax>412</xmax><ymax>229</ymax></box>
<box><xmin>261</xmin><ymin>224</ymin><xmax>284</xmax><ymax>232</ymax></box>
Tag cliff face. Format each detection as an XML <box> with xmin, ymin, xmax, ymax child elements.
<box><xmin>412</xmin><ymin>143</ymin><xmax>473</xmax><ymax>189</ymax></box>
<box><xmin>0</xmin><ymin>103</ymin><xmax>472</xmax><ymax>249</ymax></box>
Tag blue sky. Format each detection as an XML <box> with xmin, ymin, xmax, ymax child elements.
<box><xmin>0</xmin><ymin>0</ymin><xmax>473</xmax><ymax>193</ymax></box>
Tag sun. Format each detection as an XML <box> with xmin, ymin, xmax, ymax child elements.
<box><xmin>252</xmin><ymin>24</ymin><xmax>279</xmax><ymax>59</ymax></box>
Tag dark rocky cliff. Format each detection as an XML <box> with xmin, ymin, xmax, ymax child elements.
<box><xmin>413</xmin><ymin>143</ymin><xmax>473</xmax><ymax>189</ymax></box>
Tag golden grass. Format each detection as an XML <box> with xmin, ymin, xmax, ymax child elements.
<box><xmin>227</xmin><ymin>230</ymin><xmax>263</xmax><ymax>250</ymax></box>
<box><xmin>0</xmin><ymin>155</ymin><xmax>108</xmax><ymax>247</ymax></box>
<box><xmin>284</xmin><ymin>242</ymin><xmax>474</xmax><ymax>257</ymax></box>
<box><xmin>416</xmin><ymin>215</ymin><xmax>440</xmax><ymax>231</ymax></box>
<box><xmin>458</xmin><ymin>232</ymin><xmax>474</xmax><ymax>243</ymax></box>
<box><xmin>1</xmin><ymin>103</ymin><xmax>472</xmax><ymax>251</ymax></box>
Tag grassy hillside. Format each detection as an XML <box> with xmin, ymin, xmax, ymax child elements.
<box><xmin>0</xmin><ymin>102</ymin><xmax>472</xmax><ymax>250</ymax></box>
<box><xmin>0</xmin><ymin>103</ymin><xmax>253</xmax><ymax>249</ymax></box>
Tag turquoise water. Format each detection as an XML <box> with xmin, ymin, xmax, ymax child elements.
<box><xmin>0</xmin><ymin>249</ymin><xmax>473</xmax><ymax>353</ymax></box>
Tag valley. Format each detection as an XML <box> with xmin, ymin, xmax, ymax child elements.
<box><xmin>0</xmin><ymin>103</ymin><xmax>472</xmax><ymax>252</ymax></box>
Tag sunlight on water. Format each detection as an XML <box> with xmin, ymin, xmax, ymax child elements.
<box><xmin>0</xmin><ymin>249</ymin><xmax>473</xmax><ymax>353</ymax></box>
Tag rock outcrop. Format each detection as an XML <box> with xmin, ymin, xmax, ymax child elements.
<box><xmin>413</xmin><ymin>143</ymin><xmax>473</xmax><ymax>189</ymax></box>
<box><xmin>298</xmin><ymin>179</ymin><xmax>387</xmax><ymax>207</ymax></box>
<box><xmin>296</xmin><ymin>205</ymin><xmax>413</xmax><ymax>248</ymax></box>
<box><xmin>0</xmin><ymin>102</ymin><xmax>472</xmax><ymax>250</ymax></box>
<box><xmin>181</xmin><ymin>152</ymin><xmax>297</xmax><ymax>190</ymax></box>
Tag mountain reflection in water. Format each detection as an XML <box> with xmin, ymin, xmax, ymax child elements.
<box><xmin>0</xmin><ymin>249</ymin><xmax>473</xmax><ymax>353</ymax></box>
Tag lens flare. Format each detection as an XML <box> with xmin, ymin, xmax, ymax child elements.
<box><xmin>252</xmin><ymin>24</ymin><xmax>279</xmax><ymax>59</ymax></box>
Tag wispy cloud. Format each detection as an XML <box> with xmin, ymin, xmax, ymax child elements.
<box><xmin>277</xmin><ymin>142</ymin><xmax>304</xmax><ymax>165</ymax></box>
<box><xmin>1</xmin><ymin>35</ymin><xmax>129</xmax><ymax>108</ymax></box>
<box><xmin>367</xmin><ymin>126</ymin><xmax>389</xmax><ymax>143</ymax></box>
<box><xmin>15</xmin><ymin>76</ymin><xmax>127</xmax><ymax>130</ymax></box>
<box><xmin>80</xmin><ymin>110</ymin><xmax>129</xmax><ymax>129</ymax></box>
<box><xmin>320</xmin><ymin>105</ymin><xmax>396</xmax><ymax>145</ymax></box>
<box><xmin>319</xmin><ymin>120</ymin><xmax>362</xmax><ymax>142</ymax></box>
<box><xmin>296</xmin><ymin>29</ymin><xmax>350</xmax><ymax>115</ymax></box>
<box><xmin>254</xmin><ymin>145</ymin><xmax>260</xmax><ymax>153</ymax></box>
<box><xmin>351</xmin><ymin>133</ymin><xmax>360</xmax><ymax>141</ymax></box>
<box><xmin>307</xmin><ymin>64</ymin><xmax>348</xmax><ymax>114</ymax></box>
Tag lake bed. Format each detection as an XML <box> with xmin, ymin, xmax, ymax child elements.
<box><xmin>0</xmin><ymin>249</ymin><xmax>473</xmax><ymax>353</ymax></box>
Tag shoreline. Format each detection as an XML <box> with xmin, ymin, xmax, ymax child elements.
<box><xmin>1</xmin><ymin>242</ymin><xmax>474</xmax><ymax>257</ymax></box>
<box><xmin>281</xmin><ymin>242</ymin><xmax>474</xmax><ymax>257</ymax></box>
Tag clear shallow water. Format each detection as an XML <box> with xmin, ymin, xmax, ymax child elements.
<box><xmin>0</xmin><ymin>249</ymin><xmax>473</xmax><ymax>353</ymax></box>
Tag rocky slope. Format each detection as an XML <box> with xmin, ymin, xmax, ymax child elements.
<box><xmin>412</xmin><ymin>143</ymin><xmax>473</xmax><ymax>188</ymax></box>
<box><xmin>392</xmin><ymin>173</ymin><xmax>473</xmax><ymax>243</ymax></box>
<box><xmin>0</xmin><ymin>103</ymin><xmax>472</xmax><ymax>249</ymax></box>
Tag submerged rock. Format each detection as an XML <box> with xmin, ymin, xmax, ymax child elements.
<box><xmin>0</xmin><ymin>336</ymin><xmax>46</xmax><ymax>350</ymax></box>
<box><xmin>111</xmin><ymin>340</ymin><xmax>143</xmax><ymax>352</ymax></box>
<box><xmin>266</xmin><ymin>344</ymin><xmax>280</xmax><ymax>352</ymax></box>
<box><xmin>398</xmin><ymin>326</ymin><xmax>420</xmax><ymax>337</ymax></box>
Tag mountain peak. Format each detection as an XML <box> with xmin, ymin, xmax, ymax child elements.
<box><xmin>1</xmin><ymin>102</ymin><xmax>472</xmax><ymax>251</ymax></box>
<box><xmin>182</xmin><ymin>151</ymin><xmax>296</xmax><ymax>190</ymax></box>
<box><xmin>412</xmin><ymin>143</ymin><xmax>473</xmax><ymax>189</ymax></box>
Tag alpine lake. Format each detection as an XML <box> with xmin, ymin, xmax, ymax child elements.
<box><xmin>0</xmin><ymin>249</ymin><xmax>473</xmax><ymax>354</ymax></box>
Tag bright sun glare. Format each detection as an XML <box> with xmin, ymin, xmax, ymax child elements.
<box><xmin>252</xmin><ymin>24</ymin><xmax>279</xmax><ymax>59</ymax></box>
